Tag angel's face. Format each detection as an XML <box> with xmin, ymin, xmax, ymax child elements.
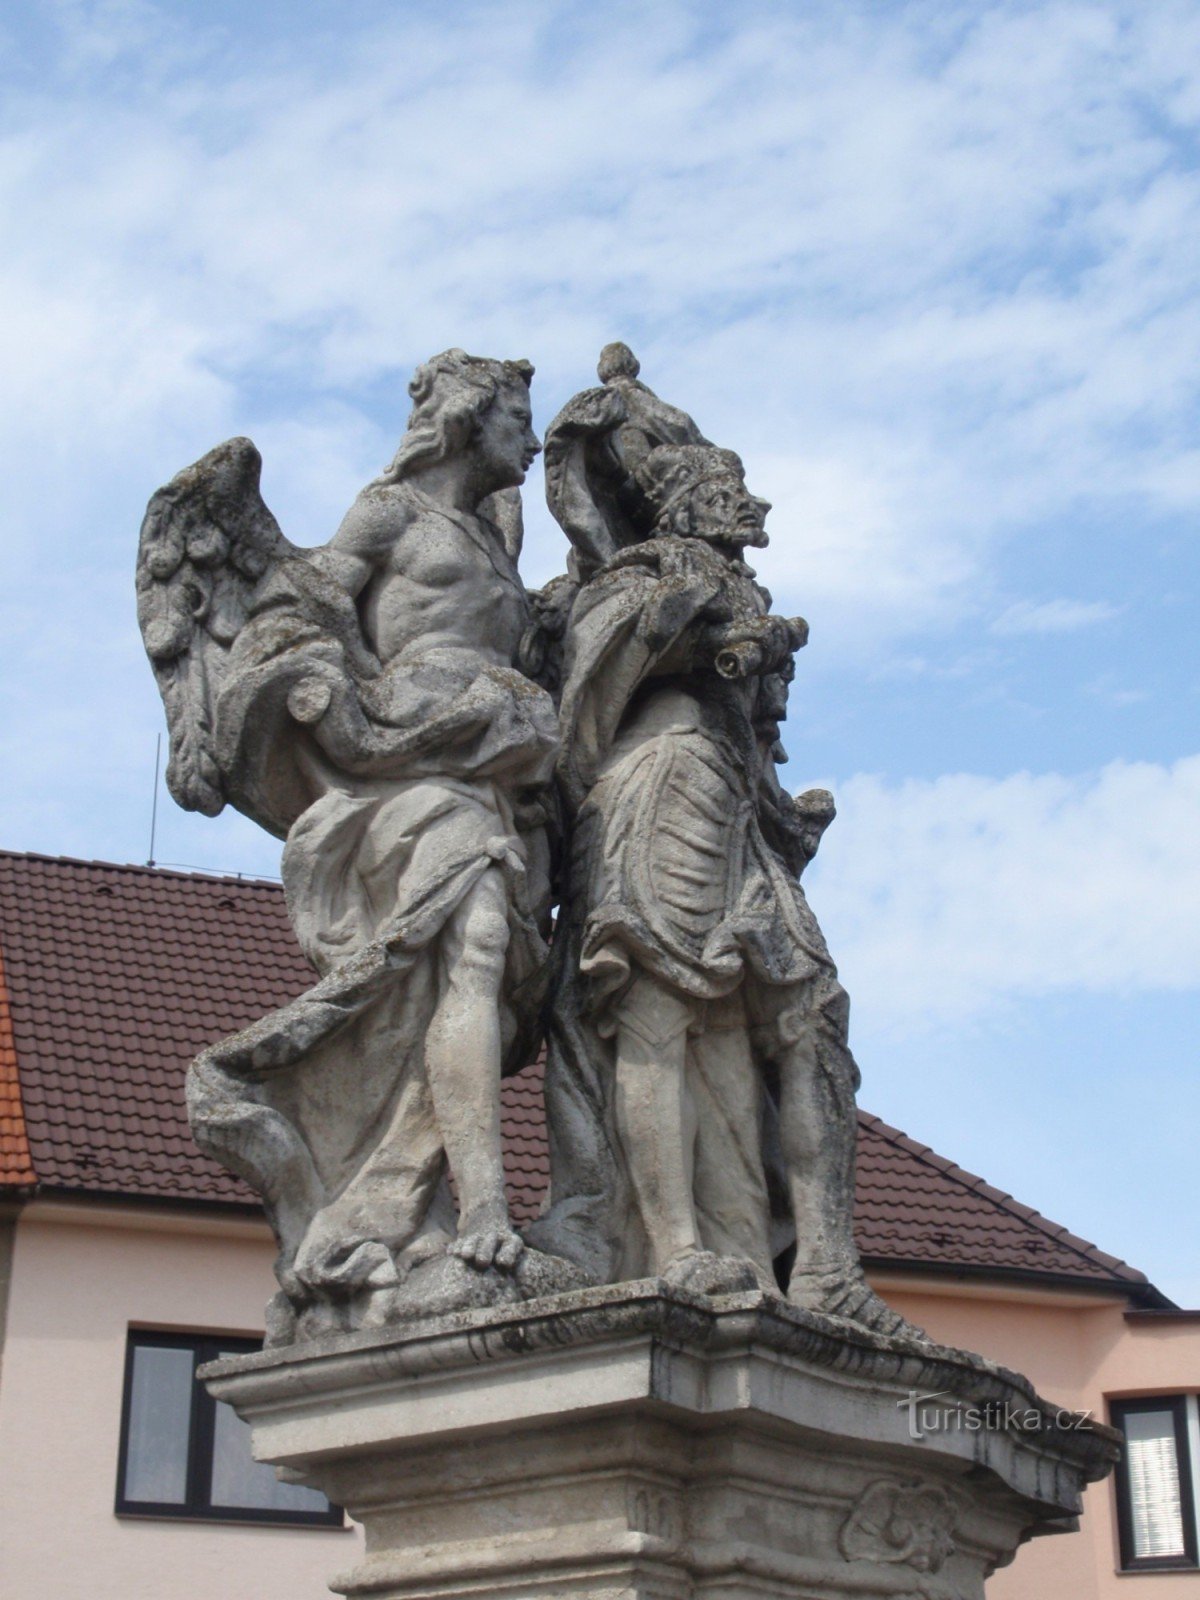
<box><xmin>475</xmin><ymin>385</ymin><xmax>541</xmax><ymax>493</ymax></box>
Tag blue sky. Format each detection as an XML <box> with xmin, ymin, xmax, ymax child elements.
<box><xmin>1</xmin><ymin>0</ymin><xmax>1197</xmax><ymax>1303</ymax></box>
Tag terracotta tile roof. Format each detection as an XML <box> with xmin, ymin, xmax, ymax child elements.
<box><xmin>0</xmin><ymin>850</ymin><xmax>1156</xmax><ymax>1299</ymax></box>
<box><xmin>0</xmin><ymin>944</ymin><xmax>36</xmax><ymax>1190</ymax></box>
<box><xmin>853</xmin><ymin>1112</ymin><xmax>1150</xmax><ymax>1291</ymax></box>
<box><xmin>500</xmin><ymin>1053</ymin><xmax>550</xmax><ymax>1224</ymax></box>
<box><xmin>0</xmin><ymin>850</ymin><xmax>552</xmax><ymax>1218</ymax></box>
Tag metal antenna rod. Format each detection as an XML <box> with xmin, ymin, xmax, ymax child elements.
<box><xmin>147</xmin><ymin>733</ymin><xmax>161</xmax><ymax>867</ymax></box>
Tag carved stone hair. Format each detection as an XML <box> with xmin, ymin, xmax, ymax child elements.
<box><xmin>383</xmin><ymin>349</ymin><xmax>534</xmax><ymax>481</ymax></box>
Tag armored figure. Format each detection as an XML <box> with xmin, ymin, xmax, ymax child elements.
<box><xmin>532</xmin><ymin>345</ymin><xmax>911</xmax><ymax>1334</ymax></box>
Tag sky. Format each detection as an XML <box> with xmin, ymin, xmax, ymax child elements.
<box><xmin>1</xmin><ymin>0</ymin><xmax>1197</xmax><ymax>1304</ymax></box>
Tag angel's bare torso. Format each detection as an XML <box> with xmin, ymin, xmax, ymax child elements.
<box><xmin>326</xmin><ymin>484</ymin><xmax>528</xmax><ymax>670</ymax></box>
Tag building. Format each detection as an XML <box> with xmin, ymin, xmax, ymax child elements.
<box><xmin>0</xmin><ymin>850</ymin><xmax>1196</xmax><ymax>1598</ymax></box>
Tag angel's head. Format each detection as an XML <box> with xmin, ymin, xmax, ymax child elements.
<box><xmin>385</xmin><ymin>349</ymin><xmax>539</xmax><ymax>497</ymax></box>
<box><xmin>635</xmin><ymin>443</ymin><xmax>771</xmax><ymax>550</ymax></box>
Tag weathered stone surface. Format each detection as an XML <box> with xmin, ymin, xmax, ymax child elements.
<box><xmin>151</xmin><ymin>340</ymin><xmax>1120</xmax><ymax>1595</ymax></box>
<box><xmin>532</xmin><ymin>346</ymin><xmax>910</xmax><ymax>1337</ymax></box>
<box><xmin>138</xmin><ymin>351</ymin><xmax>568</xmax><ymax>1339</ymax></box>
<box><xmin>137</xmin><ymin>340</ymin><xmax>925</xmax><ymax>1345</ymax></box>
<box><xmin>204</xmin><ymin>1284</ymin><xmax>1120</xmax><ymax>1599</ymax></box>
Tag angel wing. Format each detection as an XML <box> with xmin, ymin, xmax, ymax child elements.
<box><xmin>136</xmin><ymin>437</ymin><xmax>296</xmax><ymax>816</ymax></box>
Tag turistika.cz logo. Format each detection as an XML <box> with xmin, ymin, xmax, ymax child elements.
<box><xmin>898</xmin><ymin>1390</ymin><xmax>1093</xmax><ymax>1442</ymax></box>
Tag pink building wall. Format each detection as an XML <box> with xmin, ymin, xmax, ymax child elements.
<box><xmin>0</xmin><ymin>1200</ymin><xmax>362</xmax><ymax>1600</ymax></box>
<box><xmin>877</xmin><ymin>1273</ymin><xmax>1200</xmax><ymax>1600</ymax></box>
<box><xmin>2</xmin><ymin>1200</ymin><xmax>1195</xmax><ymax>1599</ymax></box>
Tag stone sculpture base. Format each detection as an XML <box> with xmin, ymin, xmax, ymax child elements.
<box><xmin>204</xmin><ymin>1284</ymin><xmax>1117</xmax><ymax>1600</ymax></box>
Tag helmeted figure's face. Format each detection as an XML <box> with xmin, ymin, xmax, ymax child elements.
<box><xmin>682</xmin><ymin>474</ymin><xmax>770</xmax><ymax>548</ymax></box>
<box><xmin>475</xmin><ymin>384</ymin><xmax>541</xmax><ymax>494</ymax></box>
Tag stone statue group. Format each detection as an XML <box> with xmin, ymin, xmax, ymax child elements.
<box><xmin>138</xmin><ymin>345</ymin><xmax>910</xmax><ymax>1345</ymax></box>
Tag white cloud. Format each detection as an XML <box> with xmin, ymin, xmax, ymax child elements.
<box><xmin>805</xmin><ymin>755</ymin><xmax>1200</xmax><ymax>1034</ymax></box>
<box><xmin>991</xmin><ymin>597</ymin><xmax>1121</xmax><ymax>635</ymax></box>
<box><xmin>2</xmin><ymin>1</ymin><xmax>1199</xmax><ymax>860</ymax></box>
<box><xmin>3</xmin><ymin>2</ymin><xmax>1200</xmax><ymax>627</ymax></box>
<box><xmin>0</xmin><ymin>1</ymin><xmax>1192</xmax><ymax>1307</ymax></box>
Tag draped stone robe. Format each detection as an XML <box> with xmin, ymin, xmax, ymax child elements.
<box><xmin>188</xmin><ymin>514</ymin><xmax>559</xmax><ymax>1304</ymax></box>
<box><xmin>529</xmin><ymin>538</ymin><xmax>854</xmax><ymax>1284</ymax></box>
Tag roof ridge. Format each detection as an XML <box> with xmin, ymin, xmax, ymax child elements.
<box><xmin>0</xmin><ymin>849</ymin><xmax>279</xmax><ymax>889</ymax></box>
<box><xmin>856</xmin><ymin>1109</ymin><xmax>1148</xmax><ymax>1286</ymax></box>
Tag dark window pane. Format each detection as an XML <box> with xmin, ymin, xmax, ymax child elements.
<box><xmin>1124</xmin><ymin>1408</ymin><xmax>1188</xmax><ymax>1561</ymax></box>
<box><xmin>209</xmin><ymin>1382</ymin><xmax>331</xmax><ymax>1515</ymax></box>
<box><xmin>123</xmin><ymin>1344</ymin><xmax>194</xmax><ymax>1504</ymax></box>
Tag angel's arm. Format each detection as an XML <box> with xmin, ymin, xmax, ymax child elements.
<box><xmin>314</xmin><ymin>488</ymin><xmax>406</xmax><ymax>599</ymax></box>
<box><xmin>292</xmin><ymin>670</ymin><xmax>493</xmax><ymax>778</ymax></box>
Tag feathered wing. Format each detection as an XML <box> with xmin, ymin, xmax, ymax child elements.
<box><xmin>136</xmin><ymin>437</ymin><xmax>296</xmax><ymax>816</ymax></box>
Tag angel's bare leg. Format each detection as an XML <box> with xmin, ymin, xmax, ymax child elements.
<box><xmin>426</xmin><ymin>867</ymin><xmax>522</xmax><ymax>1271</ymax></box>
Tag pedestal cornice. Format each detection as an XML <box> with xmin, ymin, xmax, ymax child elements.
<box><xmin>205</xmin><ymin>1284</ymin><xmax>1118</xmax><ymax>1599</ymax></box>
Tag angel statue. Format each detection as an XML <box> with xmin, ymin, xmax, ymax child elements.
<box><xmin>527</xmin><ymin>343</ymin><xmax>918</xmax><ymax>1338</ymax></box>
<box><xmin>137</xmin><ymin>350</ymin><xmax>584</xmax><ymax>1343</ymax></box>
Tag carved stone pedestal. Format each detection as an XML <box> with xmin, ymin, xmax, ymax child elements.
<box><xmin>204</xmin><ymin>1285</ymin><xmax>1117</xmax><ymax>1600</ymax></box>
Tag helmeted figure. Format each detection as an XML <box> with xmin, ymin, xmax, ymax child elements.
<box><xmin>137</xmin><ymin>350</ymin><xmax>580</xmax><ymax>1341</ymax></box>
<box><xmin>530</xmin><ymin>344</ymin><xmax>911</xmax><ymax>1334</ymax></box>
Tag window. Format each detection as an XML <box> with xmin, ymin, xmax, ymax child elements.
<box><xmin>1110</xmin><ymin>1396</ymin><xmax>1200</xmax><ymax>1572</ymax></box>
<box><xmin>116</xmin><ymin>1331</ymin><xmax>342</xmax><ymax>1526</ymax></box>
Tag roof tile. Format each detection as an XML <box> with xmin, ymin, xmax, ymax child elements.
<box><xmin>0</xmin><ymin>942</ymin><xmax>36</xmax><ymax>1188</ymax></box>
<box><xmin>0</xmin><ymin>850</ymin><xmax>1150</xmax><ymax>1291</ymax></box>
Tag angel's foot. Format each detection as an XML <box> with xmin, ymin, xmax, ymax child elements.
<box><xmin>788</xmin><ymin>1264</ymin><xmax>927</xmax><ymax>1341</ymax></box>
<box><xmin>450</xmin><ymin>1202</ymin><xmax>525</xmax><ymax>1272</ymax></box>
<box><xmin>662</xmin><ymin>1249</ymin><xmax>760</xmax><ymax>1297</ymax></box>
